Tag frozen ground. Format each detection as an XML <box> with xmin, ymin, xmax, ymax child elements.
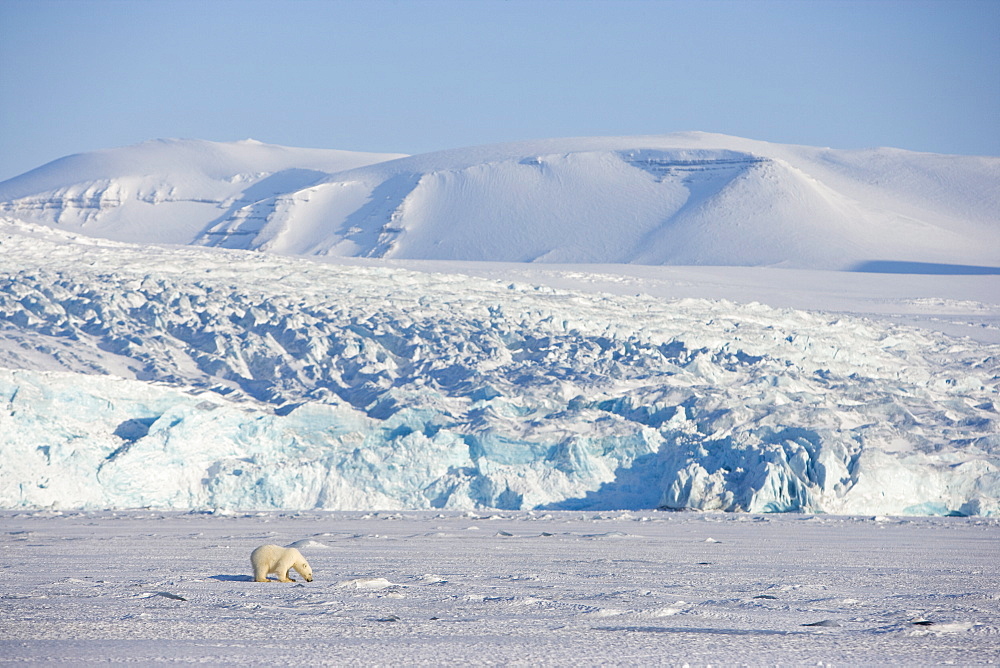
<box><xmin>1</xmin><ymin>510</ymin><xmax>998</xmax><ymax>665</ymax></box>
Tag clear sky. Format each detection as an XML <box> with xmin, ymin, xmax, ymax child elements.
<box><xmin>1</xmin><ymin>0</ymin><xmax>998</xmax><ymax>181</ymax></box>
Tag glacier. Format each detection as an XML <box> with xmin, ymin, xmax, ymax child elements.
<box><xmin>0</xmin><ymin>132</ymin><xmax>997</xmax><ymax>515</ymax></box>
<box><xmin>1</xmin><ymin>218</ymin><xmax>997</xmax><ymax>515</ymax></box>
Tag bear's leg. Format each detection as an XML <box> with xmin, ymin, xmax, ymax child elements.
<box><xmin>274</xmin><ymin>555</ymin><xmax>296</xmax><ymax>582</ymax></box>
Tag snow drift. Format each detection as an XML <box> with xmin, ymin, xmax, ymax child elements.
<box><xmin>2</xmin><ymin>133</ymin><xmax>997</xmax><ymax>270</ymax></box>
<box><xmin>1</xmin><ymin>219</ymin><xmax>997</xmax><ymax>515</ymax></box>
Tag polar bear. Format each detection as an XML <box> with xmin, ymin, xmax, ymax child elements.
<box><xmin>251</xmin><ymin>544</ymin><xmax>313</xmax><ymax>583</ymax></box>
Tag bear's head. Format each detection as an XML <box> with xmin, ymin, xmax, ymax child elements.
<box><xmin>295</xmin><ymin>559</ymin><xmax>313</xmax><ymax>582</ymax></box>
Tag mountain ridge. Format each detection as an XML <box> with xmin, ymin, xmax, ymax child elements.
<box><xmin>1</xmin><ymin>133</ymin><xmax>997</xmax><ymax>270</ymax></box>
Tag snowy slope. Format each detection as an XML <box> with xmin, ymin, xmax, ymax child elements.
<box><xmin>2</xmin><ymin>133</ymin><xmax>997</xmax><ymax>269</ymax></box>
<box><xmin>1</xmin><ymin>219</ymin><xmax>997</xmax><ymax>514</ymax></box>
<box><xmin>0</xmin><ymin>139</ymin><xmax>406</xmax><ymax>245</ymax></box>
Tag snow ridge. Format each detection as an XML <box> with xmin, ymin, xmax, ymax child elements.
<box><xmin>1</xmin><ymin>220</ymin><xmax>997</xmax><ymax>514</ymax></box>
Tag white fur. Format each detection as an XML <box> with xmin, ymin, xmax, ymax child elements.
<box><xmin>250</xmin><ymin>544</ymin><xmax>313</xmax><ymax>583</ymax></box>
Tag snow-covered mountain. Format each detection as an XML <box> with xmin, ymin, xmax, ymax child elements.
<box><xmin>0</xmin><ymin>134</ymin><xmax>998</xmax><ymax>515</ymax></box>
<box><xmin>2</xmin><ymin>133</ymin><xmax>997</xmax><ymax>269</ymax></box>
<box><xmin>0</xmin><ymin>138</ymin><xmax>406</xmax><ymax>245</ymax></box>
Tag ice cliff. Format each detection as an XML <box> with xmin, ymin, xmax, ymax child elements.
<box><xmin>1</xmin><ymin>220</ymin><xmax>997</xmax><ymax>515</ymax></box>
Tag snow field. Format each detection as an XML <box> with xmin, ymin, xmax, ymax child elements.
<box><xmin>1</xmin><ymin>511</ymin><xmax>997</xmax><ymax>665</ymax></box>
<box><xmin>1</xmin><ymin>219</ymin><xmax>998</xmax><ymax>514</ymax></box>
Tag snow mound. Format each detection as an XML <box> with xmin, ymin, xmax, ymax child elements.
<box><xmin>286</xmin><ymin>540</ymin><xmax>331</xmax><ymax>550</ymax></box>
<box><xmin>1</xmin><ymin>133</ymin><xmax>996</xmax><ymax>269</ymax></box>
<box><xmin>1</xmin><ymin>219</ymin><xmax>997</xmax><ymax>515</ymax></box>
<box><xmin>336</xmin><ymin>577</ymin><xmax>397</xmax><ymax>590</ymax></box>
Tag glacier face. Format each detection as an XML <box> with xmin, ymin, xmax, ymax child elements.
<box><xmin>1</xmin><ymin>220</ymin><xmax>997</xmax><ymax>514</ymax></box>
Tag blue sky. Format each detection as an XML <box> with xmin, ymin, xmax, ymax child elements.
<box><xmin>1</xmin><ymin>0</ymin><xmax>997</xmax><ymax>180</ymax></box>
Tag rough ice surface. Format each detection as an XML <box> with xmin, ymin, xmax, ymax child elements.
<box><xmin>1</xmin><ymin>219</ymin><xmax>997</xmax><ymax>515</ymax></box>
